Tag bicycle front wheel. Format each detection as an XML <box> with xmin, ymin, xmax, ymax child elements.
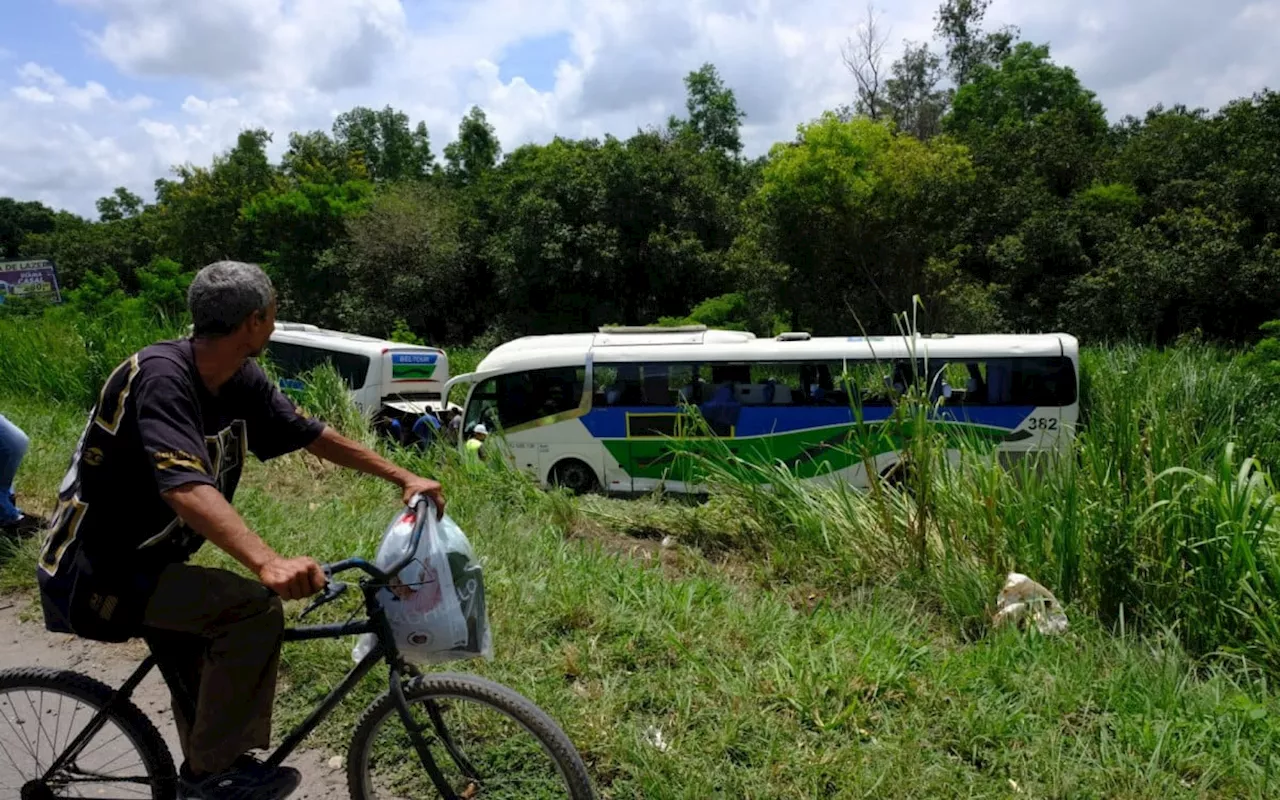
<box><xmin>347</xmin><ymin>672</ymin><xmax>594</xmax><ymax>800</ymax></box>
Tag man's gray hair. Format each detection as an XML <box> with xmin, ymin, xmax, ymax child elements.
<box><xmin>187</xmin><ymin>261</ymin><xmax>276</xmax><ymax>337</ymax></box>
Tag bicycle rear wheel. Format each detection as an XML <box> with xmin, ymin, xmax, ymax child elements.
<box><xmin>347</xmin><ymin>672</ymin><xmax>594</xmax><ymax>800</ymax></box>
<box><xmin>0</xmin><ymin>667</ymin><xmax>176</xmax><ymax>799</ymax></box>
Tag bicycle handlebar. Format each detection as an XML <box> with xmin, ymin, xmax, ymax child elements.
<box><xmin>321</xmin><ymin>494</ymin><xmax>434</xmax><ymax>584</ymax></box>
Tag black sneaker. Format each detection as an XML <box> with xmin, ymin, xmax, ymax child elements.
<box><xmin>0</xmin><ymin>514</ymin><xmax>45</xmax><ymax>538</ymax></box>
<box><xmin>178</xmin><ymin>755</ymin><xmax>301</xmax><ymax>799</ymax></box>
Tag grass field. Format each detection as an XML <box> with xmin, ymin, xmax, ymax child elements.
<box><xmin>4</xmin><ymin>311</ymin><xmax>1280</xmax><ymax>797</ymax></box>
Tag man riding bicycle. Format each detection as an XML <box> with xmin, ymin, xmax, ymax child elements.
<box><xmin>36</xmin><ymin>261</ymin><xmax>446</xmax><ymax>799</ymax></box>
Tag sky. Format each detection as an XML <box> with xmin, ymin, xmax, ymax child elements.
<box><xmin>1</xmin><ymin>0</ymin><xmax>1277</xmax><ymax>216</ymax></box>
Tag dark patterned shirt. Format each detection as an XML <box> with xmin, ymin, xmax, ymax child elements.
<box><xmin>37</xmin><ymin>338</ymin><xmax>324</xmax><ymax>635</ymax></box>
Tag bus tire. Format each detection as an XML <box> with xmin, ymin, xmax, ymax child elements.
<box><xmin>549</xmin><ymin>459</ymin><xmax>600</xmax><ymax>495</ymax></box>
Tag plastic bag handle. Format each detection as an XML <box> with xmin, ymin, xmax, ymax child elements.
<box><xmin>385</xmin><ymin>494</ymin><xmax>434</xmax><ymax>578</ymax></box>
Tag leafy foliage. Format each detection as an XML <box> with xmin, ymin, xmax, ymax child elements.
<box><xmin>332</xmin><ymin>106</ymin><xmax>435</xmax><ymax>182</ymax></box>
<box><xmin>751</xmin><ymin>114</ymin><xmax>976</xmax><ymax>333</ymax></box>
<box><xmin>444</xmin><ymin>107</ymin><xmax>501</xmax><ymax>185</ymax></box>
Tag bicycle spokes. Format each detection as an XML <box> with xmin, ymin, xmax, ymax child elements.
<box><xmin>0</xmin><ymin>688</ymin><xmax>153</xmax><ymax>799</ymax></box>
<box><xmin>361</xmin><ymin>693</ymin><xmax>576</xmax><ymax>799</ymax></box>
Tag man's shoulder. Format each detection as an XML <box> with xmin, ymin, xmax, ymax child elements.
<box><xmin>228</xmin><ymin>358</ymin><xmax>272</xmax><ymax>394</ymax></box>
<box><xmin>134</xmin><ymin>340</ymin><xmax>195</xmax><ymax>385</ymax></box>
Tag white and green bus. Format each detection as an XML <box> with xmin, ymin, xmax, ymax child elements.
<box><xmin>445</xmin><ymin>326</ymin><xmax>1079</xmax><ymax>494</ymax></box>
<box><xmin>267</xmin><ymin>322</ymin><xmax>452</xmax><ymax>438</ymax></box>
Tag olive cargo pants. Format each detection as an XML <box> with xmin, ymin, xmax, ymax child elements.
<box><xmin>142</xmin><ymin>564</ymin><xmax>284</xmax><ymax>775</ymax></box>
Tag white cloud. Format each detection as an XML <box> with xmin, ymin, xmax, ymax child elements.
<box><xmin>0</xmin><ymin>93</ymin><xmax>139</xmax><ymax>209</ymax></box>
<box><xmin>12</xmin><ymin>61</ymin><xmax>153</xmax><ymax>111</ymax></box>
<box><xmin>989</xmin><ymin>0</ymin><xmax>1280</xmax><ymax>116</ymax></box>
<box><xmin>61</xmin><ymin>0</ymin><xmax>407</xmax><ymax>92</ymax></box>
<box><xmin>2</xmin><ymin>0</ymin><xmax>1278</xmax><ymax>216</ymax></box>
<box><xmin>13</xmin><ymin>86</ymin><xmax>56</xmax><ymax>104</ymax></box>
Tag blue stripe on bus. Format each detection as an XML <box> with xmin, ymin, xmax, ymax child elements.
<box><xmin>578</xmin><ymin>405</ymin><xmax>1036</xmax><ymax>439</ymax></box>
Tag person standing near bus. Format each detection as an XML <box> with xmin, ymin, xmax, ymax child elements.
<box><xmin>465</xmin><ymin>424</ymin><xmax>488</xmax><ymax>461</ymax></box>
<box><xmin>411</xmin><ymin>412</ymin><xmax>441</xmax><ymax>449</ymax></box>
<box><xmin>445</xmin><ymin>409</ymin><xmax>463</xmax><ymax>445</ymax></box>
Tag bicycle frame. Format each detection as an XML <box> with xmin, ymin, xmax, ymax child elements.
<box><xmin>42</xmin><ymin>575</ymin><xmax>479</xmax><ymax>800</ymax></box>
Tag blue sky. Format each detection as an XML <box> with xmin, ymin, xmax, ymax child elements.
<box><xmin>2</xmin><ymin>0</ymin><xmax>1278</xmax><ymax>215</ymax></box>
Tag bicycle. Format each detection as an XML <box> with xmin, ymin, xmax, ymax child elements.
<box><xmin>0</xmin><ymin>497</ymin><xmax>596</xmax><ymax>799</ymax></box>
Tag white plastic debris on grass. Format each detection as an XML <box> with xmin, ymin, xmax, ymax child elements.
<box><xmin>993</xmin><ymin>573</ymin><xmax>1069</xmax><ymax>635</ymax></box>
<box><xmin>643</xmin><ymin>726</ymin><xmax>670</xmax><ymax>753</ymax></box>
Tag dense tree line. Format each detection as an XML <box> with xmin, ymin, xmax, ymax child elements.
<box><xmin>4</xmin><ymin>0</ymin><xmax>1280</xmax><ymax>346</ymax></box>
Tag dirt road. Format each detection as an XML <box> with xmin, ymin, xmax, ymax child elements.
<box><xmin>0</xmin><ymin>597</ymin><xmax>349</xmax><ymax>798</ymax></box>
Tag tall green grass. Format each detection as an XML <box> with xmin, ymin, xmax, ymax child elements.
<box><xmin>0</xmin><ymin>307</ymin><xmax>185</xmax><ymax>404</ymax></box>
<box><xmin>2</xmin><ymin>358</ymin><xmax>1280</xmax><ymax>793</ymax></box>
<box><xmin>605</xmin><ymin>343</ymin><xmax>1280</xmax><ymax>673</ymax></box>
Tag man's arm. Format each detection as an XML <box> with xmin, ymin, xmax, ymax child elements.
<box><xmin>305</xmin><ymin>427</ymin><xmax>446</xmax><ymax>516</ymax></box>
<box><xmin>162</xmin><ymin>483</ymin><xmax>326</xmax><ymax>600</ymax></box>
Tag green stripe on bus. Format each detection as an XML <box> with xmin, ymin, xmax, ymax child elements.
<box><xmin>601</xmin><ymin>420</ymin><xmax>1011</xmax><ymax>482</ymax></box>
<box><xmin>392</xmin><ymin>364</ymin><xmax>437</xmax><ymax>380</ymax></box>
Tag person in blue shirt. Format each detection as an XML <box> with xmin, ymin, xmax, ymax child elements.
<box><xmin>411</xmin><ymin>412</ymin><xmax>442</xmax><ymax>449</ymax></box>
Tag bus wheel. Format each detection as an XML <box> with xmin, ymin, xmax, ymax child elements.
<box><xmin>550</xmin><ymin>460</ymin><xmax>599</xmax><ymax>495</ymax></box>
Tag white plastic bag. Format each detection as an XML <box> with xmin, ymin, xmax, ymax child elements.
<box><xmin>352</xmin><ymin>503</ymin><xmax>493</xmax><ymax>665</ymax></box>
<box><xmin>992</xmin><ymin>572</ymin><xmax>1069</xmax><ymax>636</ymax></box>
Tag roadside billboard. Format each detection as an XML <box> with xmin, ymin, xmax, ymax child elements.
<box><xmin>0</xmin><ymin>259</ymin><xmax>62</xmax><ymax>304</ymax></box>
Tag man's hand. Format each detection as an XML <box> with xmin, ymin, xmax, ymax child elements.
<box><xmin>259</xmin><ymin>556</ymin><xmax>327</xmax><ymax>600</ymax></box>
<box><xmin>401</xmin><ymin>475</ymin><xmax>446</xmax><ymax>519</ymax></box>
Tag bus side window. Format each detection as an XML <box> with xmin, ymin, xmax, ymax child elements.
<box><xmin>839</xmin><ymin>361</ymin><xmax>893</xmax><ymax>406</ymax></box>
<box><xmin>613</xmin><ymin>366</ymin><xmax>643</xmax><ymax>405</ymax></box>
<box><xmin>264</xmin><ymin>341</ymin><xmax>369</xmax><ymax>391</ymax></box>
<box><xmin>1011</xmin><ymin>357</ymin><xmax>1077</xmax><ymax>405</ymax></box>
<box><xmin>985</xmin><ymin>360</ymin><xmax>1013</xmax><ymax>404</ymax></box>
<box><xmin>329</xmin><ymin>351</ymin><xmax>371</xmax><ymax>390</ymax></box>
<box><xmin>747</xmin><ymin>363</ymin><xmax>802</xmax><ymax>405</ymax></box>
<box><xmin>946</xmin><ymin>358</ymin><xmax>1075</xmax><ymax>406</ymax></box>
<box><xmin>266</xmin><ymin>341</ymin><xmax>305</xmax><ymax>378</ymax></box>
<box><xmin>592</xmin><ymin>366</ymin><xmax>618</xmax><ymax>407</ymax></box>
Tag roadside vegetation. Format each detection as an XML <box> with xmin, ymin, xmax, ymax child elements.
<box><xmin>5</xmin><ymin>309</ymin><xmax>1280</xmax><ymax>797</ymax></box>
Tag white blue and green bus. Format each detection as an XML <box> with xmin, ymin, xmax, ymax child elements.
<box><xmin>445</xmin><ymin>327</ymin><xmax>1079</xmax><ymax>494</ymax></box>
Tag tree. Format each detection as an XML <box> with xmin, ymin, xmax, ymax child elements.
<box><xmin>95</xmin><ymin>187</ymin><xmax>144</xmax><ymax>222</ymax></box>
<box><xmin>947</xmin><ymin>43</ymin><xmax>1106</xmax><ymax>149</ymax></box>
<box><xmin>323</xmin><ymin>183</ymin><xmax>467</xmax><ymax>342</ymax></box>
<box><xmin>656</xmin><ymin>293</ymin><xmax>753</xmax><ymax>331</ymax></box>
<box><xmin>1063</xmin><ymin>207</ymin><xmax>1280</xmax><ymax>342</ymax></box>
<box><xmin>155</xmin><ymin>129</ymin><xmax>276</xmax><ymax>270</ymax></box>
<box><xmin>751</xmin><ymin>113</ymin><xmax>977</xmax><ymax>332</ymax></box>
<box><xmin>331</xmin><ymin>106</ymin><xmax>434</xmax><ymax>182</ymax></box>
<box><xmin>241</xmin><ymin>175</ymin><xmax>374</xmax><ymax>324</ymax></box>
<box><xmin>842</xmin><ymin>5</ymin><xmax>889</xmax><ymax>121</ymax></box>
<box><xmin>480</xmin><ymin>138</ymin><xmax>622</xmax><ymax>332</ymax></box>
<box><xmin>444</xmin><ymin>107</ymin><xmax>501</xmax><ymax>185</ymax></box>
<box><xmin>135</xmin><ymin>257</ymin><xmax>193</xmax><ymax>318</ymax></box>
<box><xmin>281</xmin><ymin>131</ymin><xmax>368</xmax><ymax>184</ymax></box>
<box><xmin>935</xmin><ymin>0</ymin><xmax>1018</xmax><ymax>85</ymax></box>
<box><xmin>21</xmin><ymin>197</ymin><xmax>164</xmax><ymax>293</ymax></box>
<box><xmin>0</xmin><ymin>198</ymin><xmax>56</xmax><ymax>259</ymax></box>
<box><xmin>936</xmin><ymin>41</ymin><xmax>1111</xmax><ymax>328</ymax></box>
<box><xmin>678</xmin><ymin>64</ymin><xmax>746</xmax><ymax>156</ymax></box>
<box><xmin>883</xmin><ymin>42</ymin><xmax>949</xmax><ymax>139</ymax></box>
<box><xmin>477</xmin><ymin>126</ymin><xmax>739</xmax><ymax>335</ymax></box>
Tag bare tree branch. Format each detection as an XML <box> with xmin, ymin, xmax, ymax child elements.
<box><xmin>841</xmin><ymin>3</ymin><xmax>890</xmax><ymax>121</ymax></box>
